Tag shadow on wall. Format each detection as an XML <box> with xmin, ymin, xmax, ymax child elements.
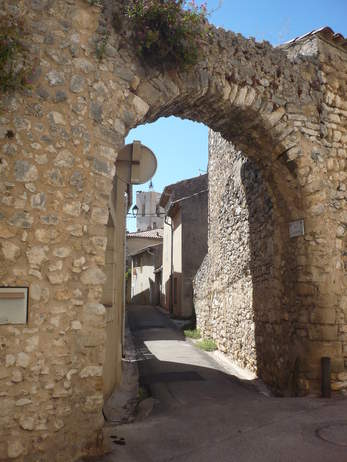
<box><xmin>240</xmin><ymin>157</ymin><xmax>300</xmax><ymax>395</ymax></box>
<box><xmin>131</xmin><ymin>276</ymin><xmax>161</xmax><ymax>306</ymax></box>
<box><xmin>131</xmin><ymin>288</ymin><xmax>151</xmax><ymax>306</ymax></box>
<box><xmin>160</xmin><ymin>272</ymin><xmax>188</xmax><ymax>319</ymax></box>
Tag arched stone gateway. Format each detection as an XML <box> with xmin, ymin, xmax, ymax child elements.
<box><xmin>0</xmin><ymin>0</ymin><xmax>346</xmax><ymax>459</ymax></box>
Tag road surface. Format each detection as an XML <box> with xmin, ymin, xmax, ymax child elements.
<box><xmin>97</xmin><ymin>305</ymin><xmax>347</xmax><ymax>462</ymax></box>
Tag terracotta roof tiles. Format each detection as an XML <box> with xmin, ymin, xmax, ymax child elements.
<box><xmin>127</xmin><ymin>229</ymin><xmax>163</xmax><ymax>239</ymax></box>
<box><xmin>283</xmin><ymin>27</ymin><xmax>347</xmax><ymax>51</ymax></box>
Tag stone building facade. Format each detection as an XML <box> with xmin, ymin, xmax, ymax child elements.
<box><xmin>194</xmin><ymin>133</ymin><xmax>290</xmax><ymax>392</ymax></box>
<box><xmin>135</xmin><ymin>190</ymin><xmax>164</xmax><ymax>232</ymax></box>
<box><xmin>126</xmin><ymin>228</ymin><xmax>163</xmax><ymax>264</ymax></box>
<box><xmin>160</xmin><ymin>175</ymin><xmax>208</xmax><ymax>318</ymax></box>
<box><xmin>130</xmin><ymin>243</ymin><xmax>162</xmax><ymax>305</ymax></box>
<box><xmin>0</xmin><ymin>0</ymin><xmax>345</xmax><ymax>459</ymax></box>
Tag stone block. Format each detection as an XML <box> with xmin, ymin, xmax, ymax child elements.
<box><xmin>297</xmin><ymin>283</ymin><xmax>316</xmax><ymax>296</ymax></box>
<box><xmin>306</xmin><ymin>341</ymin><xmax>343</xmax><ymax>362</ymax></box>
<box><xmin>70</xmin><ymin>75</ymin><xmax>85</xmax><ymax>93</ymax></box>
<box><xmin>7</xmin><ymin>440</ymin><xmax>24</xmax><ymax>459</ymax></box>
<box><xmin>81</xmin><ymin>268</ymin><xmax>107</xmax><ymax>285</ymax></box>
<box><xmin>331</xmin><ymin>380</ymin><xmax>347</xmax><ymax>391</ymax></box>
<box><xmin>308</xmin><ymin>325</ymin><xmax>338</xmax><ymax>341</ymax></box>
<box><xmin>310</xmin><ymin>308</ymin><xmax>336</xmax><ymax>325</ymax></box>
<box><xmin>1</xmin><ymin>241</ymin><xmax>20</xmax><ymax>261</ymax></box>
<box><xmin>331</xmin><ymin>357</ymin><xmax>345</xmax><ymax>373</ymax></box>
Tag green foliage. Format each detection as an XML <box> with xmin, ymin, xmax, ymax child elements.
<box><xmin>184</xmin><ymin>328</ymin><xmax>201</xmax><ymax>339</ymax></box>
<box><xmin>125</xmin><ymin>268</ymin><xmax>132</xmax><ymax>280</ymax></box>
<box><xmin>86</xmin><ymin>0</ymin><xmax>102</xmax><ymax>5</ymax></box>
<box><xmin>124</xmin><ymin>0</ymin><xmax>211</xmax><ymax>69</ymax></box>
<box><xmin>0</xmin><ymin>15</ymin><xmax>32</xmax><ymax>94</ymax></box>
<box><xmin>196</xmin><ymin>338</ymin><xmax>217</xmax><ymax>351</ymax></box>
<box><xmin>138</xmin><ymin>386</ymin><xmax>149</xmax><ymax>402</ymax></box>
<box><xmin>95</xmin><ymin>28</ymin><xmax>111</xmax><ymax>61</ymax></box>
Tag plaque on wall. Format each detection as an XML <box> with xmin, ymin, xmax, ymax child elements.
<box><xmin>0</xmin><ymin>287</ymin><xmax>29</xmax><ymax>324</ymax></box>
<box><xmin>289</xmin><ymin>219</ymin><xmax>305</xmax><ymax>238</ymax></box>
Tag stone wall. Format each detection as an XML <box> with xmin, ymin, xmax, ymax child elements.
<box><xmin>0</xmin><ymin>0</ymin><xmax>346</xmax><ymax>458</ymax></box>
<box><xmin>194</xmin><ymin>132</ymin><xmax>295</xmax><ymax>392</ymax></box>
<box><xmin>0</xmin><ymin>1</ymin><xmax>128</xmax><ymax>459</ymax></box>
<box><xmin>102</xmin><ymin>177</ymin><xmax>127</xmax><ymax>401</ymax></box>
<box><xmin>194</xmin><ymin>38</ymin><xmax>347</xmax><ymax>395</ymax></box>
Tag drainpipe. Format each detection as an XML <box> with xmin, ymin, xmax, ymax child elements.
<box><xmin>164</xmin><ymin>215</ymin><xmax>174</xmax><ymax>315</ymax></box>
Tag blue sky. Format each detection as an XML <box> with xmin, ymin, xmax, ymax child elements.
<box><xmin>126</xmin><ymin>0</ymin><xmax>347</xmax><ymax>231</ymax></box>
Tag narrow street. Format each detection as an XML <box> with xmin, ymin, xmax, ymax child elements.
<box><xmin>98</xmin><ymin>305</ymin><xmax>347</xmax><ymax>462</ymax></box>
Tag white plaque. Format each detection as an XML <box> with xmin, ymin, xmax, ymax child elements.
<box><xmin>289</xmin><ymin>219</ymin><xmax>305</xmax><ymax>238</ymax></box>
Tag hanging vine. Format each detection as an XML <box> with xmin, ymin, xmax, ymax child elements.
<box><xmin>0</xmin><ymin>15</ymin><xmax>32</xmax><ymax>94</ymax></box>
<box><xmin>124</xmin><ymin>0</ymin><xmax>211</xmax><ymax>69</ymax></box>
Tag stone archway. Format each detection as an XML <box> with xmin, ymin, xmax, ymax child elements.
<box><xmin>0</xmin><ymin>0</ymin><xmax>345</xmax><ymax>459</ymax></box>
<box><xmin>130</xmin><ymin>69</ymin><xmax>306</xmax><ymax>393</ymax></box>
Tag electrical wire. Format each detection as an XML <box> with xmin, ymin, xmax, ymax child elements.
<box><xmin>127</xmin><ymin>213</ymin><xmax>166</xmax><ymax>218</ymax></box>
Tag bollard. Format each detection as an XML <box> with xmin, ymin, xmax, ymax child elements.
<box><xmin>321</xmin><ymin>357</ymin><xmax>331</xmax><ymax>398</ymax></box>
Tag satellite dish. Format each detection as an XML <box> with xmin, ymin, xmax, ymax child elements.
<box><xmin>116</xmin><ymin>141</ymin><xmax>157</xmax><ymax>185</ymax></box>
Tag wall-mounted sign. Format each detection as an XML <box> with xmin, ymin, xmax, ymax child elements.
<box><xmin>0</xmin><ymin>287</ymin><xmax>28</xmax><ymax>324</ymax></box>
<box><xmin>116</xmin><ymin>141</ymin><xmax>157</xmax><ymax>185</ymax></box>
<box><xmin>289</xmin><ymin>219</ymin><xmax>305</xmax><ymax>238</ymax></box>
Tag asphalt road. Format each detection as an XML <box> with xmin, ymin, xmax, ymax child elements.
<box><xmin>98</xmin><ymin>305</ymin><xmax>347</xmax><ymax>462</ymax></box>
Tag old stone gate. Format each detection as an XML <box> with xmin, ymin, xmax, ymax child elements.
<box><xmin>0</xmin><ymin>0</ymin><xmax>346</xmax><ymax>459</ymax></box>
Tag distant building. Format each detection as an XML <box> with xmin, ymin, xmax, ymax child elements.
<box><xmin>126</xmin><ymin>228</ymin><xmax>163</xmax><ymax>303</ymax></box>
<box><xmin>126</xmin><ymin>228</ymin><xmax>163</xmax><ymax>266</ymax></box>
<box><xmin>130</xmin><ymin>243</ymin><xmax>163</xmax><ymax>305</ymax></box>
<box><xmin>136</xmin><ymin>190</ymin><xmax>165</xmax><ymax>231</ymax></box>
<box><xmin>160</xmin><ymin>174</ymin><xmax>208</xmax><ymax>319</ymax></box>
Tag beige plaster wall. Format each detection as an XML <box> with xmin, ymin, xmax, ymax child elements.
<box><xmin>161</xmin><ymin>218</ymin><xmax>172</xmax><ymax>311</ymax></box>
<box><xmin>161</xmin><ymin>209</ymin><xmax>183</xmax><ymax>315</ymax></box>
<box><xmin>131</xmin><ymin>253</ymin><xmax>154</xmax><ymax>304</ymax></box>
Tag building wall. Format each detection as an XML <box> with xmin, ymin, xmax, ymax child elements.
<box><xmin>131</xmin><ymin>253</ymin><xmax>153</xmax><ymax>305</ymax></box>
<box><xmin>194</xmin><ymin>135</ymin><xmax>278</xmax><ymax>383</ymax></box>
<box><xmin>136</xmin><ymin>190</ymin><xmax>164</xmax><ymax>231</ymax></box>
<box><xmin>161</xmin><ymin>176</ymin><xmax>208</xmax><ymax>318</ymax></box>
<box><xmin>172</xmin><ymin>209</ymin><xmax>183</xmax><ymax>316</ymax></box>
<box><xmin>127</xmin><ymin>236</ymin><xmax>162</xmax><ymax>263</ymax></box>
<box><xmin>161</xmin><ymin>210</ymin><xmax>183</xmax><ymax>315</ymax></box>
<box><xmin>161</xmin><ymin>218</ymin><xmax>172</xmax><ymax>310</ymax></box>
<box><xmin>102</xmin><ymin>217</ymin><xmax>115</xmax><ymax>308</ymax></box>
<box><xmin>102</xmin><ymin>178</ymin><xmax>127</xmax><ymax>401</ymax></box>
<box><xmin>161</xmin><ymin>175</ymin><xmax>208</xmax><ymax>206</ymax></box>
<box><xmin>131</xmin><ymin>245</ymin><xmax>162</xmax><ymax>305</ymax></box>
<box><xmin>195</xmin><ymin>77</ymin><xmax>347</xmax><ymax>393</ymax></box>
<box><xmin>193</xmin><ymin>37</ymin><xmax>347</xmax><ymax>397</ymax></box>
<box><xmin>181</xmin><ymin>191</ymin><xmax>208</xmax><ymax>318</ymax></box>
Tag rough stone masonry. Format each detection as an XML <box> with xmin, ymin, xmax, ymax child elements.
<box><xmin>194</xmin><ymin>32</ymin><xmax>347</xmax><ymax>396</ymax></box>
<box><xmin>0</xmin><ymin>0</ymin><xmax>346</xmax><ymax>460</ymax></box>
